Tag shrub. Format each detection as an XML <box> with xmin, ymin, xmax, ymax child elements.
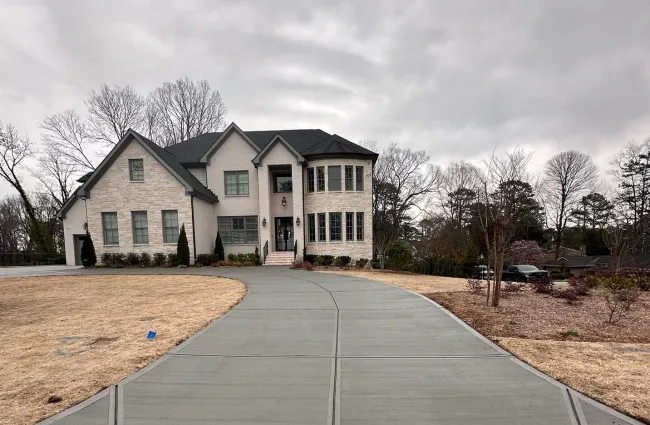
<box><xmin>598</xmin><ymin>273</ymin><xmax>640</xmax><ymax>323</ymax></box>
<box><xmin>568</xmin><ymin>277</ymin><xmax>591</xmax><ymax>296</ymax></box>
<box><xmin>584</xmin><ymin>274</ymin><xmax>600</xmax><ymax>288</ymax></box>
<box><xmin>230</xmin><ymin>261</ymin><xmax>244</xmax><ymax>267</ymax></box>
<box><xmin>503</xmin><ymin>281</ymin><xmax>524</xmax><ymax>294</ymax></box>
<box><xmin>337</xmin><ymin>256</ymin><xmax>352</xmax><ymax>267</ymax></box>
<box><xmin>320</xmin><ymin>255</ymin><xmax>334</xmax><ymax>266</ymax></box>
<box><xmin>553</xmin><ymin>288</ymin><xmax>579</xmax><ymax>305</ymax></box>
<box><xmin>332</xmin><ymin>257</ymin><xmax>342</xmax><ymax>267</ymax></box>
<box><xmin>126</xmin><ymin>252</ymin><xmax>140</xmax><ymax>266</ymax></box>
<box><xmin>254</xmin><ymin>246</ymin><xmax>260</xmax><ymax>265</ymax></box>
<box><xmin>624</xmin><ymin>267</ymin><xmax>650</xmax><ymax>291</ymax></box>
<box><xmin>466</xmin><ymin>279</ymin><xmax>483</xmax><ymax>295</ymax></box>
<box><xmin>215</xmin><ymin>260</ymin><xmax>229</xmax><ymax>267</ymax></box>
<box><xmin>356</xmin><ymin>258</ymin><xmax>369</xmax><ymax>268</ymax></box>
<box><xmin>387</xmin><ymin>240</ymin><xmax>413</xmax><ymax>271</ymax></box>
<box><xmin>139</xmin><ymin>252</ymin><xmax>151</xmax><ymax>267</ymax></box>
<box><xmin>101</xmin><ymin>253</ymin><xmax>112</xmax><ymax>266</ymax></box>
<box><xmin>196</xmin><ymin>254</ymin><xmax>216</xmax><ymax>266</ymax></box>
<box><xmin>370</xmin><ymin>259</ymin><xmax>381</xmax><ymax>269</ymax></box>
<box><xmin>177</xmin><ymin>224</ymin><xmax>190</xmax><ymax>266</ymax></box>
<box><xmin>214</xmin><ymin>231</ymin><xmax>225</xmax><ymax>261</ymax></box>
<box><xmin>241</xmin><ymin>261</ymin><xmax>256</xmax><ymax>267</ymax></box>
<box><xmin>304</xmin><ymin>254</ymin><xmax>317</xmax><ymax>264</ymax></box>
<box><xmin>153</xmin><ymin>252</ymin><xmax>166</xmax><ymax>267</ymax></box>
<box><xmin>529</xmin><ymin>276</ymin><xmax>554</xmax><ymax>294</ymax></box>
<box><xmin>559</xmin><ymin>330</ymin><xmax>581</xmax><ymax>339</ymax></box>
<box><xmin>167</xmin><ymin>252</ymin><xmax>180</xmax><ymax>267</ymax></box>
<box><xmin>80</xmin><ymin>232</ymin><xmax>97</xmax><ymax>267</ymax></box>
<box><xmin>292</xmin><ymin>261</ymin><xmax>314</xmax><ymax>271</ymax></box>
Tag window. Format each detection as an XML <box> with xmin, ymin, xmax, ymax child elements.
<box><xmin>274</xmin><ymin>174</ymin><xmax>292</xmax><ymax>192</ymax></box>
<box><xmin>356</xmin><ymin>212</ymin><xmax>364</xmax><ymax>241</ymax></box>
<box><xmin>162</xmin><ymin>210</ymin><xmax>179</xmax><ymax>243</ymax></box>
<box><xmin>329</xmin><ymin>212</ymin><xmax>342</xmax><ymax>241</ymax></box>
<box><xmin>308</xmin><ymin>214</ymin><xmax>316</xmax><ymax>242</ymax></box>
<box><xmin>307</xmin><ymin>168</ymin><xmax>315</xmax><ymax>192</ymax></box>
<box><xmin>129</xmin><ymin>159</ymin><xmax>144</xmax><ymax>181</ymax></box>
<box><xmin>224</xmin><ymin>171</ymin><xmax>249</xmax><ymax>196</ymax></box>
<box><xmin>102</xmin><ymin>212</ymin><xmax>119</xmax><ymax>245</ymax></box>
<box><xmin>218</xmin><ymin>216</ymin><xmax>258</xmax><ymax>244</ymax></box>
<box><xmin>328</xmin><ymin>166</ymin><xmax>341</xmax><ymax>191</ymax></box>
<box><xmin>317</xmin><ymin>167</ymin><xmax>325</xmax><ymax>191</ymax></box>
<box><xmin>345</xmin><ymin>166</ymin><xmax>354</xmax><ymax>191</ymax></box>
<box><xmin>346</xmin><ymin>212</ymin><xmax>354</xmax><ymax>241</ymax></box>
<box><xmin>318</xmin><ymin>213</ymin><xmax>326</xmax><ymax>241</ymax></box>
<box><xmin>132</xmin><ymin>211</ymin><xmax>149</xmax><ymax>244</ymax></box>
<box><xmin>356</xmin><ymin>166</ymin><xmax>364</xmax><ymax>191</ymax></box>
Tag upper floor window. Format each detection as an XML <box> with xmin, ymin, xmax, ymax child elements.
<box><xmin>131</xmin><ymin>211</ymin><xmax>149</xmax><ymax>244</ymax></box>
<box><xmin>356</xmin><ymin>166</ymin><xmax>364</xmax><ymax>191</ymax></box>
<box><xmin>224</xmin><ymin>171</ymin><xmax>249</xmax><ymax>196</ymax></box>
<box><xmin>345</xmin><ymin>166</ymin><xmax>354</xmax><ymax>190</ymax></box>
<box><xmin>317</xmin><ymin>167</ymin><xmax>325</xmax><ymax>192</ymax></box>
<box><xmin>102</xmin><ymin>212</ymin><xmax>119</xmax><ymax>245</ymax></box>
<box><xmin>328</xmin><ymin>166</ymin><xmax>341</xmax><ymax>191</ymax></box>
<box><xmin>274</xmin><ymin>173</ymin><xmax>292</xmax><ymax>192</ymax></box>
<box><xmin>307</xmin><ymin>168</ymin><xmax>315</xmax><ymax>193</ymax></box>
<box><xmin>162</xmin><ymin>210</ymin><xmax>179</xmax><ymax>243</ymax></box>
<box><xmin>129</xmin><ymin>159</ymin><xmax>144</xmax><ymax>181</ymax></box>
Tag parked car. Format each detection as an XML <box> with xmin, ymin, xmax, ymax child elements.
<box><xmin>474</xmin><ymin>265</ymin><xmax>494</xmax><ymax>280</ymax></box>
<box><xmin>501</xmin><ymin>265</ymin><xmax>550</xmax><ymax>282</ymax></box>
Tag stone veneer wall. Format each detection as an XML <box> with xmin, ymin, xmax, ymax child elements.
<box><xmin>303</xmin><ymin>158</ymin><xmax>373</xmax><ymax>259</ymax></box>
<box><xmin>85</xmin><ymin>139</ymin><xmax>195</xmax><ymax>262</ymax></box>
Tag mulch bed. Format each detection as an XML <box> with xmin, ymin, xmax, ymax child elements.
<box><xmin>426</xmin><ymin>288</ymin><xmax>650</xmax><ymax>343</ymax></box>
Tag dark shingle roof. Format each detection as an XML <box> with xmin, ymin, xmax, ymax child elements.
<box><xmin>164</xmin><ymin>129</ymin><xmax>377</xmax><ymax>164</ymax></box>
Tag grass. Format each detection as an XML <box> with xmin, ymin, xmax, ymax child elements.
<box><xmin>319</xmin><ymin>268</ymin><xmax>650</xmax><ymax>423</ymax></box>
<box><xmin>0</xmin><ymin>275</ymin><xmax>246</xmax><ymax>425</ymax></box>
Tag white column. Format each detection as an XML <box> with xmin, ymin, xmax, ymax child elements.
<box><xmin>292</xmin><ymin>163</ymin><xmax>305</xmax><ymax>260</ymax></box>
<box><xmin>257</xmin><ymin>164</ymin><xmax>271</xmax><ymax>257</ymax></box>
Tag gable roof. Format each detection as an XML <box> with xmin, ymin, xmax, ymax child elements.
<box><xmin>57</xmin><ymin>130</ymin><xmax>217</xmax><ymax>219</ymax></box>
<box><xmin>252</xmin><ymin>134</ymin><xmax>306</xmax><ymax>166</ymax></box>
<box><xmin>164</xmin><ymin>124</ymin><xmax>378</xmax><ymax>165</ymax></box>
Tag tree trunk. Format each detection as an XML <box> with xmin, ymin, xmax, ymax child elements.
<box><xmin>491</xmin><ymin>224</ymin><xmax>504</xmax><ymax>307</ymax></box>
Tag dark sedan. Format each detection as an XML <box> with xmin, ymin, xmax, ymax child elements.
<box><xmin>501</xmin><ymin>265</ymin><xmax>550</xmax><ymax>282</ymax></box>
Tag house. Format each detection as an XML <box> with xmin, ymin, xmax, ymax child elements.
<box><xmin>57</xmin><ymin>123</ymin><xmax>378</xmax><ymax>266</ymax></box>
<box><xmin>543</xmin><ymin>255</ymin><xmax>650</xmax><ymax>277</ymax></box>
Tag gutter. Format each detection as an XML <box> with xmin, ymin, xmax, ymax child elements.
<box><xmin>190</xmin><ymin>195</ymin><xmax>197</xmax><ymax>262</ymax></box>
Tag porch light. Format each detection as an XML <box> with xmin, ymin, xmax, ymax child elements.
<box><xmin>262</xmin><ymin>217</ymin><xmax>267</xmax><ymax>227</ymax></box>
<box><xmin>296</xmin><ymin>217</ymin><xmax>300</xmax><ymax>226</ymax></box>
<box><xmin>281</xmin><ymin>196</ymin><xmax>287</xmax><ymax>207</ymax></box>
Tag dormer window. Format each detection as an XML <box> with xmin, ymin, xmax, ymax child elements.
<box><xmin>129</xmin><ymin>159</ymin><xmax>144</xmax><ymax>181</ymax></box>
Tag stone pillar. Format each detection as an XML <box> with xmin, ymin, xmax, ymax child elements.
<box><xmin>291</xmin><ymin>163</ymin><xmax>304</xmax><ymax>260</ymax></box>
<box><xmin>257</xmin><ymin>164</ymin><xmax>271</xmax><ymax>258</ymax></box>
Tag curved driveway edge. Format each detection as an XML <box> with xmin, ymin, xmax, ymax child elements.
<box><xmin>2</xmin><ymin>266</ymin><xmax>639</xmax><ymax>425</ymax></box>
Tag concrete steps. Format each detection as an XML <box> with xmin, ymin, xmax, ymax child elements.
<box><xmin>264</xmin><ymin>252</ymin><xmax>294</xmax><ymax>266</ymax></box>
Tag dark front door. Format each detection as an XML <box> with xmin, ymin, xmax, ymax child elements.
<box><xmin>275</xmin><ymin>217</ymin><xmax>293</xmax><ymax>251</ymax></box>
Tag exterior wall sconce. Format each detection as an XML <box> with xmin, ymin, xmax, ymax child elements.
<box><xmin>262</xmin><ymin>217</ymin><xmax>267</xmax><ymax>227</ymax></box>
<box><xmin>296</xmin><ymin>217</ymin><xmax>300</xmax><ymax>226</ymax></box>
<box><xmin>281</xmin><ymin>196</ymin><xmax>287</xmax><ymax>207</ymax></box>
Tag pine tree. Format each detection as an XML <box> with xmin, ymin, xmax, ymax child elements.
<box><xmin>177</xmin><ymin>224</ymin><xmax>190</xmax><ymax>266</ymax></box>
<box><xmin>214</xmin><ymin>231</ymin><xmax>225</xmax><ymax>261</ymax></box>
<box><xmin>81</xmin><ymin>231</ymin><xmax>97</xmax><ymax>267</ymax></box>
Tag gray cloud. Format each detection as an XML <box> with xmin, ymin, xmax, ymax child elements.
<box><xmin>1</xmin><ymin>0</ymin><xmax>650</xmax><ymax>196</ymax></box>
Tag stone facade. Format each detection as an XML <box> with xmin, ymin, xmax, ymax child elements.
<box><xmin>303</xmin><ymin>158</ymin><xmax>373</xmax><ymax>259</ymax></box>
<box><xmin>85</xmin><ymin>139</ymin><xmax>195</xmax><ymax>261</ymax></box>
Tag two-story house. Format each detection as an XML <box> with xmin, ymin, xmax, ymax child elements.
<box><xmin>57</xmin><ymin>123</ymin><xmax>377</xmax><ymax>266</ymax></box>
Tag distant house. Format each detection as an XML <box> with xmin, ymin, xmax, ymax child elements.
<box><xmin>544</xmin><ymin>255</ymin><xmax>650</xmax><ymax>277</ymax></box>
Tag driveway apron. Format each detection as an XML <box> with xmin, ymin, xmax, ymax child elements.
<box><xmin>32</xmin><ymin>267</ymin><xmax>641</xmax><ymax>425</ymax></box>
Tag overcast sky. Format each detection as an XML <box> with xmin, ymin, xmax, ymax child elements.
<box><xmin>1</xmin><ymin>0</ymin><xmax>650</xmax><ymax>197</ymax></box>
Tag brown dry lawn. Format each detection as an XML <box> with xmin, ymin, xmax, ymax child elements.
<box><xmin>320</xmin><ymin>268</ymin><xmax>650</xmax><ymax>423</ymax></box>
<box><xmin>0</xmin><ymin>275</ymin><xmax>246</xmax><ymax>425</ymax></box>
<box><xmin>317</xmin><ymin>268</ymin><xmax>468</xmax><ymax>293</ymax></box>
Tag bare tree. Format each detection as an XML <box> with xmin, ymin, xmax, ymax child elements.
<box><xmin>0</xmin><ymin>195</ymin><xmax>28</xmax><ymax>254</ymax></box>
<box><xmin>543</xmin><ymin>151</ymin><xmax>598</xmax><ymax>259</ymax></box>
<box><xmin>603</xmin><ymin>211</ymin><xmax>635</xmax><ymax>271</ymax></box>
<box><xmin>34</xmin><ymin>147</ymin><xmax>77</xmax><ymax>209</ymax></box>
<box><xmin>477</xmin><ymin>148</ymin><xmax>533</xmax><ymax>307</ymax></box>
<box><xmin>86</xmin><ymin>84</ymin><xmax>145</xmax><ymax>145</ymax></box>
<box><xmin>148</xmin><ymin>78</ymin><xmax>227</xmax><ymax>146</ymax></box>
<box><xmin>440</xmin><ymin>161</ymin><xmax>480</xmax><ymax>229</ymax></box>
<box><xmin>0</xmin><ymin>123</ymin><xmax>37</xmax><ymax>222</ymax></box>
<box><xmin>41</xmin><ymin>109</ymin><xmax>98</xmax><ymax>170</ymax></box>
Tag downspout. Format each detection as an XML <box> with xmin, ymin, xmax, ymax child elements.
<box><xmin>190</xmin><ymin>195</ymin><xmax>197</xmax><ymax>263</ymax></box>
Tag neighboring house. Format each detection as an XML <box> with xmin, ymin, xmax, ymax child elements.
<box><xmin>57</xmin><ymin>123</ymin><xmax>378</xmax><ymax>266</ymax></box>
<box><xmin>543</xmin><ymin>255</ymin><xmax>650</xmax><ymax>277</ymax></box>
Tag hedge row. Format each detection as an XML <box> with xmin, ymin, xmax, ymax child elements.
<box><xmin>303</xmin><ymin>255</ymin><xmax>369</xmax><ymax>268</ymax></box>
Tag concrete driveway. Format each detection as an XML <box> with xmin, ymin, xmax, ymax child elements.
<box><xmin>26</xmin><ymin>267</ymin><xmax>639</xmax><ymax>425</ymax></box>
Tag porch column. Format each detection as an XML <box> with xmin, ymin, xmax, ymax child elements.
<box><xmin>291</xmin><ymin>163</ymin><xmax>304</xmax><ymax>260</ymax></box>
<box><xmin>258</xmin><ymin>164</ymin><xmax>271</xmax><ymax>256</ymax></box>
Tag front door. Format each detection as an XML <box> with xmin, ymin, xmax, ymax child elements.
<box><xmin>274</xmin><ymin>217</ymin><xmax>293</xmax><ymax>251</ymax></box>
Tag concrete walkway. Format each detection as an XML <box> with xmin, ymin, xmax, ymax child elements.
<box><xmin>22</xmin><ymin>267</ymin><xmax>640</xmax><ymax>425</ymax></box>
